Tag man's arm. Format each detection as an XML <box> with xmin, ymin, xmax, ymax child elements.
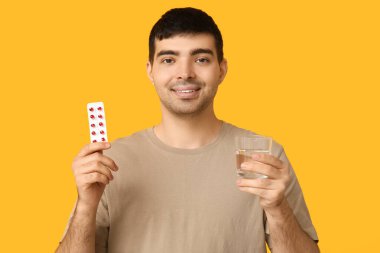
<box><xmin>55</xmin><ymin>203</ymin><xmax>97</xmax><ymax>253</ymax></box>
<box><xmin>237</xmin><ymin>152</ymin><xmax>319</xmax><ymax>253</ymax></box>
<box><xmin>56</xmin><ymin>142</ymin><xmax>118</xmax><ymax>253</ymax></box>
<box><xmin>265</xmin><ymin>200</ymin><xmax>319</xmax><ymax>253</ymax></box>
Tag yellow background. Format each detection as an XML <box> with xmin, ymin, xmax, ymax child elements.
<box><xmin>1</xmin><ymin>0</ymin><xmax>379</xmax><ymax>252</ymax></box>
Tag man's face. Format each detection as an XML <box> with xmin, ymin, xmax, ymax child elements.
<box><xmin>147</xmin><ymin>33</ymin><xmax>227</xmax><ymax>116</ymax></box>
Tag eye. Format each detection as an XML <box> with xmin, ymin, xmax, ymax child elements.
<box><xmin>196</xmin><ymin>57</ymin><xmax>210</xmax><ymax>64</ymax></box>
<box><xmin>161</xmin><ymin>58</ymin><xmax>175</xmax><ymax>64</ymax></box>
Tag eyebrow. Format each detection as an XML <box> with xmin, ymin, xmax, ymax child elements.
<box><xmin>191</xmin><ymin>48</ymin><xmax>214</xmax><ymax>56</ymax></box>
<box><xmin>156</xmin><ymin>48</ymin><xmax>214</xmax><ymax>58</ymax></box>
<box><xmin>156</xmin><ymin>50</ymin><xmax>178</xmax><ymax>57</ymax></box>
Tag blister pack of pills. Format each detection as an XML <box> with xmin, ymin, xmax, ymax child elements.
<box><xmin>87</xmin><ymin>102</ymin><xmax>108</xmax><ymax>143</ymax></box>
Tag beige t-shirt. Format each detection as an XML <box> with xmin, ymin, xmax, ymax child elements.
<box><xmin>63</xmin><ymin>122</ymin><xmax>318</xmax><ymax>252</ymax></box>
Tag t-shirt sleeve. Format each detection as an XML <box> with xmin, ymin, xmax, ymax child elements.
<box><xmin>95</xmin><ymin>190</ymin><xmax>110</xmax><ymax>253</ymax></box>
<box><xmin>265</xmin><ymin>147</ymin><xmax>319</xmax><ymax>248</ymax></box>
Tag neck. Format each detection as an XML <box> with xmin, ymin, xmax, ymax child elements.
<box><xmin>154</xmin><ymin>104</ymin><xmax>223</xmax><ymax>149</ymax></box>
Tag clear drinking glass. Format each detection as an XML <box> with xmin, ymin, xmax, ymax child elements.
<box><xmin>235</xmin><ymin>135</ymin><xmax>272</xmax><ymax>179</ymax></box>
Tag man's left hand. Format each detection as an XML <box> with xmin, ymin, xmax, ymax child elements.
<box><xmin>236</xmin><ymin>153</ymin><xmax>291</xmax><ymax>212</ymax></box>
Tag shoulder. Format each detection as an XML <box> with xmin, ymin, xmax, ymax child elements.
<box><xmin>112</xmin><ymin>128</ymin><xmax>150</xmax><ymax>146</ymax></box>
<box><xmin>103</xmin><ymin>128</ymin><xmax>153</xmax><ymax>157</ymax></box>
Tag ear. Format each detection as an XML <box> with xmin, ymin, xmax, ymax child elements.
<box><xmin>146</xmin><ymin>61</ymin><xmax>154</xmax><ymax>84</ymax></box>
<box><xmin>218</xmin><ymin>58</ymin><xmax>228</xmax><ymax>84</ymax></box>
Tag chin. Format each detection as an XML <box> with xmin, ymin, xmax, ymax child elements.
<box><xmin>166</xmin><ymin>101</ymin><xmax>213</xmax><ymax>116</ymax></box>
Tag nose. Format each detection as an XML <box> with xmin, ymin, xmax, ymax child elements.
<box><xmin>176</xmin><ymin>59</ymin><xmax>195</xmax><ymax>80</ymax></box>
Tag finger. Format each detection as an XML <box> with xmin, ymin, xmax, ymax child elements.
<box><xmin>77</xmin><ymin>142</ymin><xmax>111</xmax><ymax>158</ymax></box>
<box><xmin>238</xmin><ymin>186</ymin><xmax>271</xmax><ymax>198</ymax></box>
<box><xmin>236</xmin><ymin>178</ymin><xmax>276</xmax><ymax>190</ymax></box>
<box><xmin>251</xmin><ymin>153</ymin><xmax>285</xmax><ymax>170</ymax></box>
<box><xmin>241</xmin><ymin>161</ymin><xmax>280</xmax><ymax>179</ymax></box>
<box><xmin>75</xmin><ymin>152</ymin><xmax>119</xmax><ymax>172</ymax></box>
<box><xmin>81</xmin><ymin>172</ymin><xmax>110</xmax><ymax>185</ymax></box>
<box><xmin>78</xmin><ymin>161</ymin><xmax>114</xmax><ymax>180</ymax></box>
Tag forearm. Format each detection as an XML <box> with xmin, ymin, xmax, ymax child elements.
<box><xmin>55</xmin><ymin>202</ymin><xmax>97</xmax><ymax>253</ymax></box>
<box><xmin>265</xmin><ymin>200</ymin><xmax>319</xmax><ymax>253</ymax></box>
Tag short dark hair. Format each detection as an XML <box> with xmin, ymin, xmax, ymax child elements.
<box><xmin>149</xmin><ymin>7</ymin><xmax>224</xmax><ymax>64</ymax></box>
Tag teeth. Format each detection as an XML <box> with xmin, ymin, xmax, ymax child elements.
<box><xmin>177</xmin><ymin>90</ymin><xmax>195</xmax><ymax>93</ymax></box>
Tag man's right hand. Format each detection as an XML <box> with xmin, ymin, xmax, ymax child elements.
<box><xmin>72</xmin><ymin>142</ymin><xmax>119</xmax><ymax>210</ymax></box>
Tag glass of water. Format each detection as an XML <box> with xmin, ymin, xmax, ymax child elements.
<box><xmin>235</xmin><ymin>135</ymin><xmax>272</xmax><ymax>179</ymax></box>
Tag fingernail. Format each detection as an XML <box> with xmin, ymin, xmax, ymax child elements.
<box><xmin>236</xmin><ymin>179</ymin><xmax>242</xmax><ymax>184</ymax></box>
<box><xmin>105</xmin><ymin>142</ymin><xmax>111</xmax><ymax>147</ymax></box>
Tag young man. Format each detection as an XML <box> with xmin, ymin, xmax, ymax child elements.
<box><xmin>56</xmin><ymin>7</ymin><xmax>319</xmax><ymax>253</ymax></box>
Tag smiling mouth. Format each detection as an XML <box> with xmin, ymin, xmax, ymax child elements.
<box><xmin>171</xmin><ymin>86</ymin><xmax>201</xmax><ymax>92</ymax></box>
<box><xmin>170</xmin><ymin>87</ymin><xmax>201</xmax><ymax>99</ymax></box>
<box><xmin>174</xmin><ymin>89</ymin><xmax>200</xmax><ymax>93</ymax></box>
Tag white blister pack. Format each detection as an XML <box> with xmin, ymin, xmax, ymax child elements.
<box><xmin>87</xmin><ymin>102</ymin><xmax>108</xmax><ymax>143</ymax></box>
